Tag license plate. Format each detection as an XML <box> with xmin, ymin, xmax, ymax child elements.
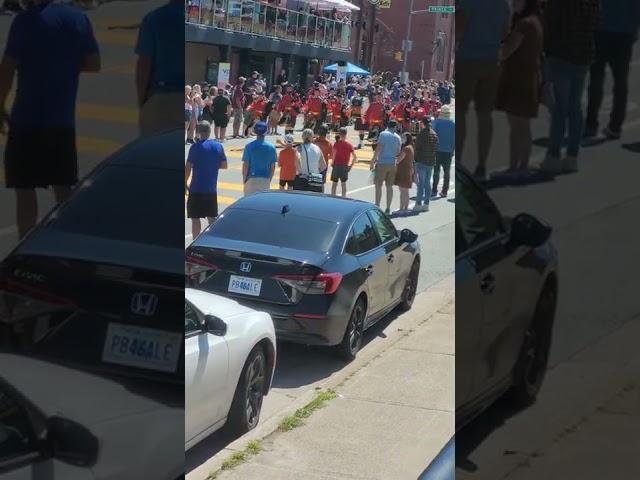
<box><xmin>102</xmin><ymin>323</ymin><xmax>181</xmax><ymax>373</ymax></box>
<box><xmin>228</xmin><ymin>275</ymin><xmax>262</xmax><ymax>297</ymax></box>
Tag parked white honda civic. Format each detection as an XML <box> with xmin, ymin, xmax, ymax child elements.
<box><xmin>185</xmin><ymin>288</ymin><xmax>276</xmax><ymax>451</ymax></box>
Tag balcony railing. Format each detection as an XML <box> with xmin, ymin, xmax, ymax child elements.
<box><xmin>185</xmin><ymin>0</ymin><xmax>352</xmax><ymax>51</ymax></box>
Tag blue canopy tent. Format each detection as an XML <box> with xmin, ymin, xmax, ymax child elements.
<box><xmin>323</xmin><ymin>63</ymin><xmax>370</xmax><ymax>75</ymax></box>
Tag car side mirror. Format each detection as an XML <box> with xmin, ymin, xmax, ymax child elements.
<box><xmin>399</xmin><ymin>229</ymin><xmax>418</xmax><ymax>244</ymax></box>
<box><xmin>510</xmin><ymin>213</ymin><xmax>552</xmax><ymax>248</ymax></box>
<box><xmin>205</xmin><ymin>315</ymin><xmax>227</xmax><ymax>336</ymax></box>
<box><xmin>46</xmin><ymin>416</ymin><xmax>99</xmax><ymax>467</ymax></box>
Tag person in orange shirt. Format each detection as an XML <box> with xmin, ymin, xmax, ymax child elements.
<box><xmin>278</xmin><ymin>134</ymin><xmax>299</xmax><ymax>190</ymax></box>
<box><xmin>365</xmin><ymin>94</ymin><xmax>386</xmax><ymax>140</ymax></box>
<box><xmin>245</xmin><ymin>94</ymin><xmax>267</xmax><ymax>136</ymax></box>
<box><xmin>313</xmin><ymin>124</ymin><xmax>333</xmax><ymax>192</ymax></box>
<box><xmin>328</xmin><ymin>95</ymin><xmax>343</xmax><ymax>132</ymax></box>
<box><xmin>391</xmin><ymin>97</ymin><xmax>408</xmax><ymax>132</ymax></box>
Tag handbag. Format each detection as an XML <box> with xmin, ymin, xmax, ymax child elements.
<box><xmin>294</xmin><ymin>144</ymin><xmax>324</xmax><ymax>192</ymax></box>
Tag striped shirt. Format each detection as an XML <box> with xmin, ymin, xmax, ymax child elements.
<box><xmin>544</xmin><ymin>0</ymin><xmax>600</xmax><ymax>66</ymax></box>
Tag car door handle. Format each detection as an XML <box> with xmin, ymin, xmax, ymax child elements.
<box><xmin>387</xmin><ymin>254</ymin><xmax>394</xmax><ymax>263</ymax></box>
<box><xmin>364</xmin><ymin>265</ymin><xmax>374</xmax><ymax>276</ymax></box>
<box><xmin>480</xmin><ymin>273</ymin><xmax>496</xmax><ymax>294</ymax></box>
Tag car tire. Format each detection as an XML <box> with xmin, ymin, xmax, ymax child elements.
<box><xmin>337</xmin><ymin>297</ymin><xmax>366</xmax><ymax>361</ymax></box>
<box><xmin>399</xmin><ymin>258</ymin><xmax>420</xmax><ymax>311</ymax></box>
<box><xmin>225</xmin><ymin>346</ymin><xmax>267</xmax><ymax>436</ymax></box>
<box><xmin>509</xmin><ymin>285</ymin><xmax>556</xmax><ymax>406</ymax></box>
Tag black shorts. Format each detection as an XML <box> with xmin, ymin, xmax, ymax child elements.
<box><xmin>279</xmin><ymin>179</ymin><xmax>294</xmax><ymax>188</ymax></box>
<box><xmin>5</xmin><ymin>127</ymin><xmax>78</xmax><ymax>188</ymax></box>
<box><xmin>187</xmin><ymin>192</ymin><xmax>218</xmax><ymax>218</ymax></box>
<box><xmin>331</xmin><ymin>165</ymin><xmax>350</xmax><ymax>183</ymax></box>
<box><xmin>213</xmin><ymin>115</ymin><xmax>229</xmax><ymax>128</ymax></box>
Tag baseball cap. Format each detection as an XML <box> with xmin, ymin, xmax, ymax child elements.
<box><xmin>284</xmin><ymin>134</ymin><xmax>295</xmax><ymax>145</ymax></box>
<box><xmin>254</xmin><ymin>121</ymin><xmax>268</xmax><ymax>135</ymax></box>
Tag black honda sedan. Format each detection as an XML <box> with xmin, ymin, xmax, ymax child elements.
<box><xmin>456</xmin><ymin>165</ymin><xmax>558</xmax><ymax>427</ymax></box>
<box><xmin>186</xmin><ymin>191</ymin><xmax>421</xmax><ymax>360</ymax></box>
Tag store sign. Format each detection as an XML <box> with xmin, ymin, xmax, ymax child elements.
<box><xmin>217</xmin><ymin>62</ymin><xmax>231</xmax><ymax>89</ymax></box>
<box><xmin>378</xmin><ymin>0</ymin><xmax>391</xmax><ymax>8</ymax></box>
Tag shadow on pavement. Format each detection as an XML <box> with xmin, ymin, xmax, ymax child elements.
<box><xmin>484</xmin><ymin>169</ymin><xmax>555</xmax><ymax>190</ymax></box>
<box><xmin>622</xmin><ymin>142</ymin><xmax>640</xmax><ymax>153</ymax></box>
<box><xmin>186</xmin><ymin>429</ymin><xmax>234</xmax><ymax>475</ymax></box>
<box><xmin>456</xmin><ymin>395</ymin><xmax>529</xmax><ymax>474</ymax></box>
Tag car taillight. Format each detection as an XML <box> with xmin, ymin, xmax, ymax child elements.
<box><xmin>185</xmin><ymin>255</ymin><xmax>218</xmax><ymax>285</ymax></box>
<box><xmin>0</xmin><ymin>279</ymin><xmax>77</xmax><ymax>324</ymax></box>
<box><xmin>273</xmin><ymin>272</ymin><xmax>343</xmax><ymax>295</ymax></box>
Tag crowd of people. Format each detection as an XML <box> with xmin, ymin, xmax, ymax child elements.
<box><xmin>184</xmin><ymin>76</ymin><xmax>456</xmax><ymax>236</ymax></box>
<box><xmin>457</xmin><ymin>0</ymin><xmax>638</xmax><ymax>181</ymax></box>
<box><xmin>185</xmin><ymin>69</ymin><xmax>454</xmax><ymax>149</ymax></box>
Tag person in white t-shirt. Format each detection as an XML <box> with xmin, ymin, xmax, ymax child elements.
<box><xmin>294</xmin><ymin>128</ymin><xmax>327</xmax><ymax>191</ymax></box>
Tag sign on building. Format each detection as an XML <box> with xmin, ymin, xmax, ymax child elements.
<box><xmin>217</xmin><ymin>62</ymin><xmax>231</xmax><ymax>89</ymax></box>
<box><xmin>378</xmin><ymin>0</ymin><xmax>391</xmax><ymax>8</ymax></box>
<box><xmin>428</xmin><ymin>5</ymin><xmax>455</xmax><ymax>13</ymax></box>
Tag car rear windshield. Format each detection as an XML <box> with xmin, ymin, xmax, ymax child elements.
<box><xmin>209</xmin><ymin>209</ymin><xmax>339</xmax><ymax>252</ymax></box>
<box><xmin>46</xmin><ymin>165</ymin><xmax>183</xmax><ymax>249</ymax></box>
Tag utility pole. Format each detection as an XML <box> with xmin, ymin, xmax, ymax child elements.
<box><xmin>400</xmin><ymin>0</ymin><xmax>414</xmax><ymax>82</ymax></box>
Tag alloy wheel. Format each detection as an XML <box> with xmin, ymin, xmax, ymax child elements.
<box><xmin>245</xmin><ymin>353</ymin><xmax>266</xmax><ymax>429</ymax></box>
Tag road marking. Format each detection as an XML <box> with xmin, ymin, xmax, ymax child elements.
<box><xmin>76</xmin><ymin>103</ymin><xmax>138</xmax><ymax>125</ymax></box>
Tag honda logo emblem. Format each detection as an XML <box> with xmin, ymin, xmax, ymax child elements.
<box><xmin>240</xmin><ymin>262</ymin><xmax>252</xmax><ymax>273</ymax></box>
<box><xmin>130</xmin><ymin>292</ymin><xmax>158</xmax><ymax>316</ymax></box>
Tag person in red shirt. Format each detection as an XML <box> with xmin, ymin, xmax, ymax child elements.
<box><xmin>304</xmin><ymin>89</ymin><xmax>323</xmax><ymax>128</ymax></box>
<box><xmin>279</xmin><ymin>85</ymin><xmax>301</xmax><ymax>135</ymax></box>
<box><xmin>246</xmin><ymin>94</ymin><xmax>267</xmax><ymax>136</ymax></box>
<box><xmin>365</xmin><ymin>94</ymin><xmax>385</xmax><ymax>140</ymax></box>
<box><xmin>328</xmin><ymin>95</ymin><xmax>343</xmax><ymax>131</ymax></box>
<box><xmin>331</xmin><ymin>127</ymin><xmax>357</xmax><ymax>197</ymax></box>
<box><xmin>409</xmin><ymin>99</ymin><xmax>426</xmax><ymax>136</ymax></box>
<box><xmin>390</xmin><ymin>98</ymin><xmax>408</xmax><ymax>132</ymax></box>
<box><xmin>351</xmin><ymin>89</ymin><xmax>366</xmax><ymax>149</ymax></box>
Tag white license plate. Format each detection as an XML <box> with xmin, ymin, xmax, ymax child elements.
<box><xmin>102</xmin><ymin>323</ymin><xmax>181</xmax><ymax>373</ymax></box>
<box><xmin>228</xmin><ymin>275</ymin><xmax>262</xmax><ymax>297</ymax></box>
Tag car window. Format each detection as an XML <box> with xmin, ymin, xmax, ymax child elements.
<box><xmin>367</xmin><ymin>209</ymin><xmax>398</xmax><ymax>244</ymax></box>
<box><xmin>46</xmin><ymin>165</ymin><xmax>183</xmax><ymax>249</ymax></box>
<box><xmin>345</xmin><ymin>213</ymin><xmax>381</xmax><ymax>255</ymax></box>
<box><xmin>0</xmin><ymin>388</ymin><xmax>37</xmax><ymax>462</ymax></box>
<box><xmin>456</xmin><ymin>170</ymin><xmax>504</xmax><ymax>250</ymax></box>
<box><xmin>185</xmin><ymin>302</ymin><xmax>201</xmax><ymax>334</ymax></box>
<box><xmin>209</xmin><ymin>209</ymin><xmax>339</xmax><ymax>253</ymax></box>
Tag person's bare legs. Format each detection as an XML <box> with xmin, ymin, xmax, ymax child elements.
<box><xmin>191</xmin><ymin>218</ymin><xmax>202</xmax><ymax>239</ymax></box>
<box><xmin>341</xmin><ymin>181</ymin><xmax>347</xmax><ymax>197</ymax></box>
<box><xmin>53</xmin><ymin>185</ymin><xmax>72</xmax><ymax>204</ymax></box>
<box><xmin>386</xmin><ymin>184</ymin><xmax>393</xmax><ymax>212</ymax></box>
<box><xmin>207</xmin><ymin>216</ymin><xmax>216</xmax><ymax>226</ymax></box>
<box><xmin>400</xmin><ymin>187</ymin><xmax>409</xmax><ymax>210</ymax></box>
<box><xmin>331</xmin><ymin>181</ymin><xmax>338</xmax><ymax>196</ymax></box>
<box><xmin>220</xmin><ymin>127</ymin><xmax>227</xmax><ymax>140</ymax></box>
<box><xmin>374</xmin><ymin>182</ymin><xmax>383</xmax><ymax>206</ymax></box>
<box><xmin>476</xmin><ymin>109</ymin><xmax>493</xmax><ymax>171</ymax></box>
<box><xmin>16</xmin><ymin>189</ymin><xmax>38</xmax><ymax>240</ymax></box>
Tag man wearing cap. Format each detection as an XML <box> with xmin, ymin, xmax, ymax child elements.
<box><xmin>431</xmin><ymin>105</ymin><xmax>455</xmax><ymax>198</ymax></box>
<box><xmin>371</xmin><ymin>119</ymin><xmax>401</xmax><ymax>214</ymax></box>
<box><xmin>242</xmin><ymin>121</ymin><xmax>277</xmax><ymax>196</ymax></box>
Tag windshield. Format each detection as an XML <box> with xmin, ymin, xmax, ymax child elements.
<box><xmin>208</xmin><ymin>208</ymin><xmax>339</xmax><ymax>252</ymax></box>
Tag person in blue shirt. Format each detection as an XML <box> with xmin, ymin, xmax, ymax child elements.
<box><xmin>0</xmin><ymin>0</ymin><xmax>100</xmax><ymax>240</ymax></box>
<box><xmin>585</xmin><ymin>0</ymin><xmax>640</xmax><ymax>140</ymax></box>
<box><xmin>371</xmin><ymin>120</ymin><xmax>402</xmax><ymax>214</ymax></box>
<box><xmin>431</xmin><ymin>105</ymin><xmax>455</xmax><ymax>198</ymax></box>
<box><xmin>456</xmin><ymin>0</ymin><xmax>511</xmax><ymax>180</ymax></box>
<box><xmin>242</xmin><ymin>121</ymin><xmax>277</xmax><ymax>196</ymax></box>
<box><xmin>185</xmin><ymin>121</ymin><xmax>228</xmax><ymax>238</ymax></box>
<box><xmin>136</xmin><ymin>0</ymin><xmax>184</xmax><ymax>136</ymax></box>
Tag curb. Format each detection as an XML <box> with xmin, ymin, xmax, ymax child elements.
<box><xmin>187</xmin><ymin>273</ymin><xmax>454</xmax><ymax>480</ymax></box>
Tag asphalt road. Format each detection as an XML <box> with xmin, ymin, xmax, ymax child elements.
<box><xmin>184</xmin><ymin>125</ymin><xmax>455</xmax><ymax>473</ymax></box>
<box><xmin>456</xmin><ymin>46</ymin><xmax>640</xmax><ymax>478</ymax></box>
<box><xmin>0</xmin><ymin>0</ymin><xmax>162</xmax><ymax>258</ymax></box>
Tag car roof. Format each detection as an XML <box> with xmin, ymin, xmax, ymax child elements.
<box><xmin>227</xmin><ymin>191</ymin><xmax>373</xmax><ymax>222</ymax></box>
<box><xmin>105</xmin><ymin>129</ymin><xmax>183</xmax><ymax>171</ymax></box>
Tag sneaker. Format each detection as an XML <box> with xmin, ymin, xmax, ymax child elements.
<box><xmin>440</xmin><ymin>191</ymin><xmax>448</xmax><ymax>198</ymax></box>
<box><xmin>472</xmin><ymin>166</ymin><xmax>487</xmax><ymax>181</ymax></box>
<box><xmin>412</xmin><ymin>204</ymin><xmax>423</xmax><ymax>212</ymax></box>
<box><xmin>420</xmin><ymin>204</ymin><xmax>430</xmax><ymax>212</ymax></box>
<box><xmin>539</xmin><ymin>153</ymin><xmax>562</xmax><ymax>175</ymax></box>
<box><xmin>603</xmin><ymin>127</ymin><xmax>621</xmax><ymax>140</ymax></box>
<box><xmin>562</xmin><ymin>155</ymin><xmax>578</xmax><ymax>173</ymax></box>
<box><xmin>431</xmin><ymin>190</ymin><xmax>439</xmax><ymax>197</ymax></box>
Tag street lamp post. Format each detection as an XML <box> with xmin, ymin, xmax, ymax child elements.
<box><xmin>400</xmin><ymin>0</ymin><xmax>414</xmax><ymax>83</ymax></box>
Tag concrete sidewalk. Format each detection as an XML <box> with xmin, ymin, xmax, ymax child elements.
<box><xmin>214</xmin><ymin>296</ymin><xmax>454</xmax><ymax>480</ymax></box>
